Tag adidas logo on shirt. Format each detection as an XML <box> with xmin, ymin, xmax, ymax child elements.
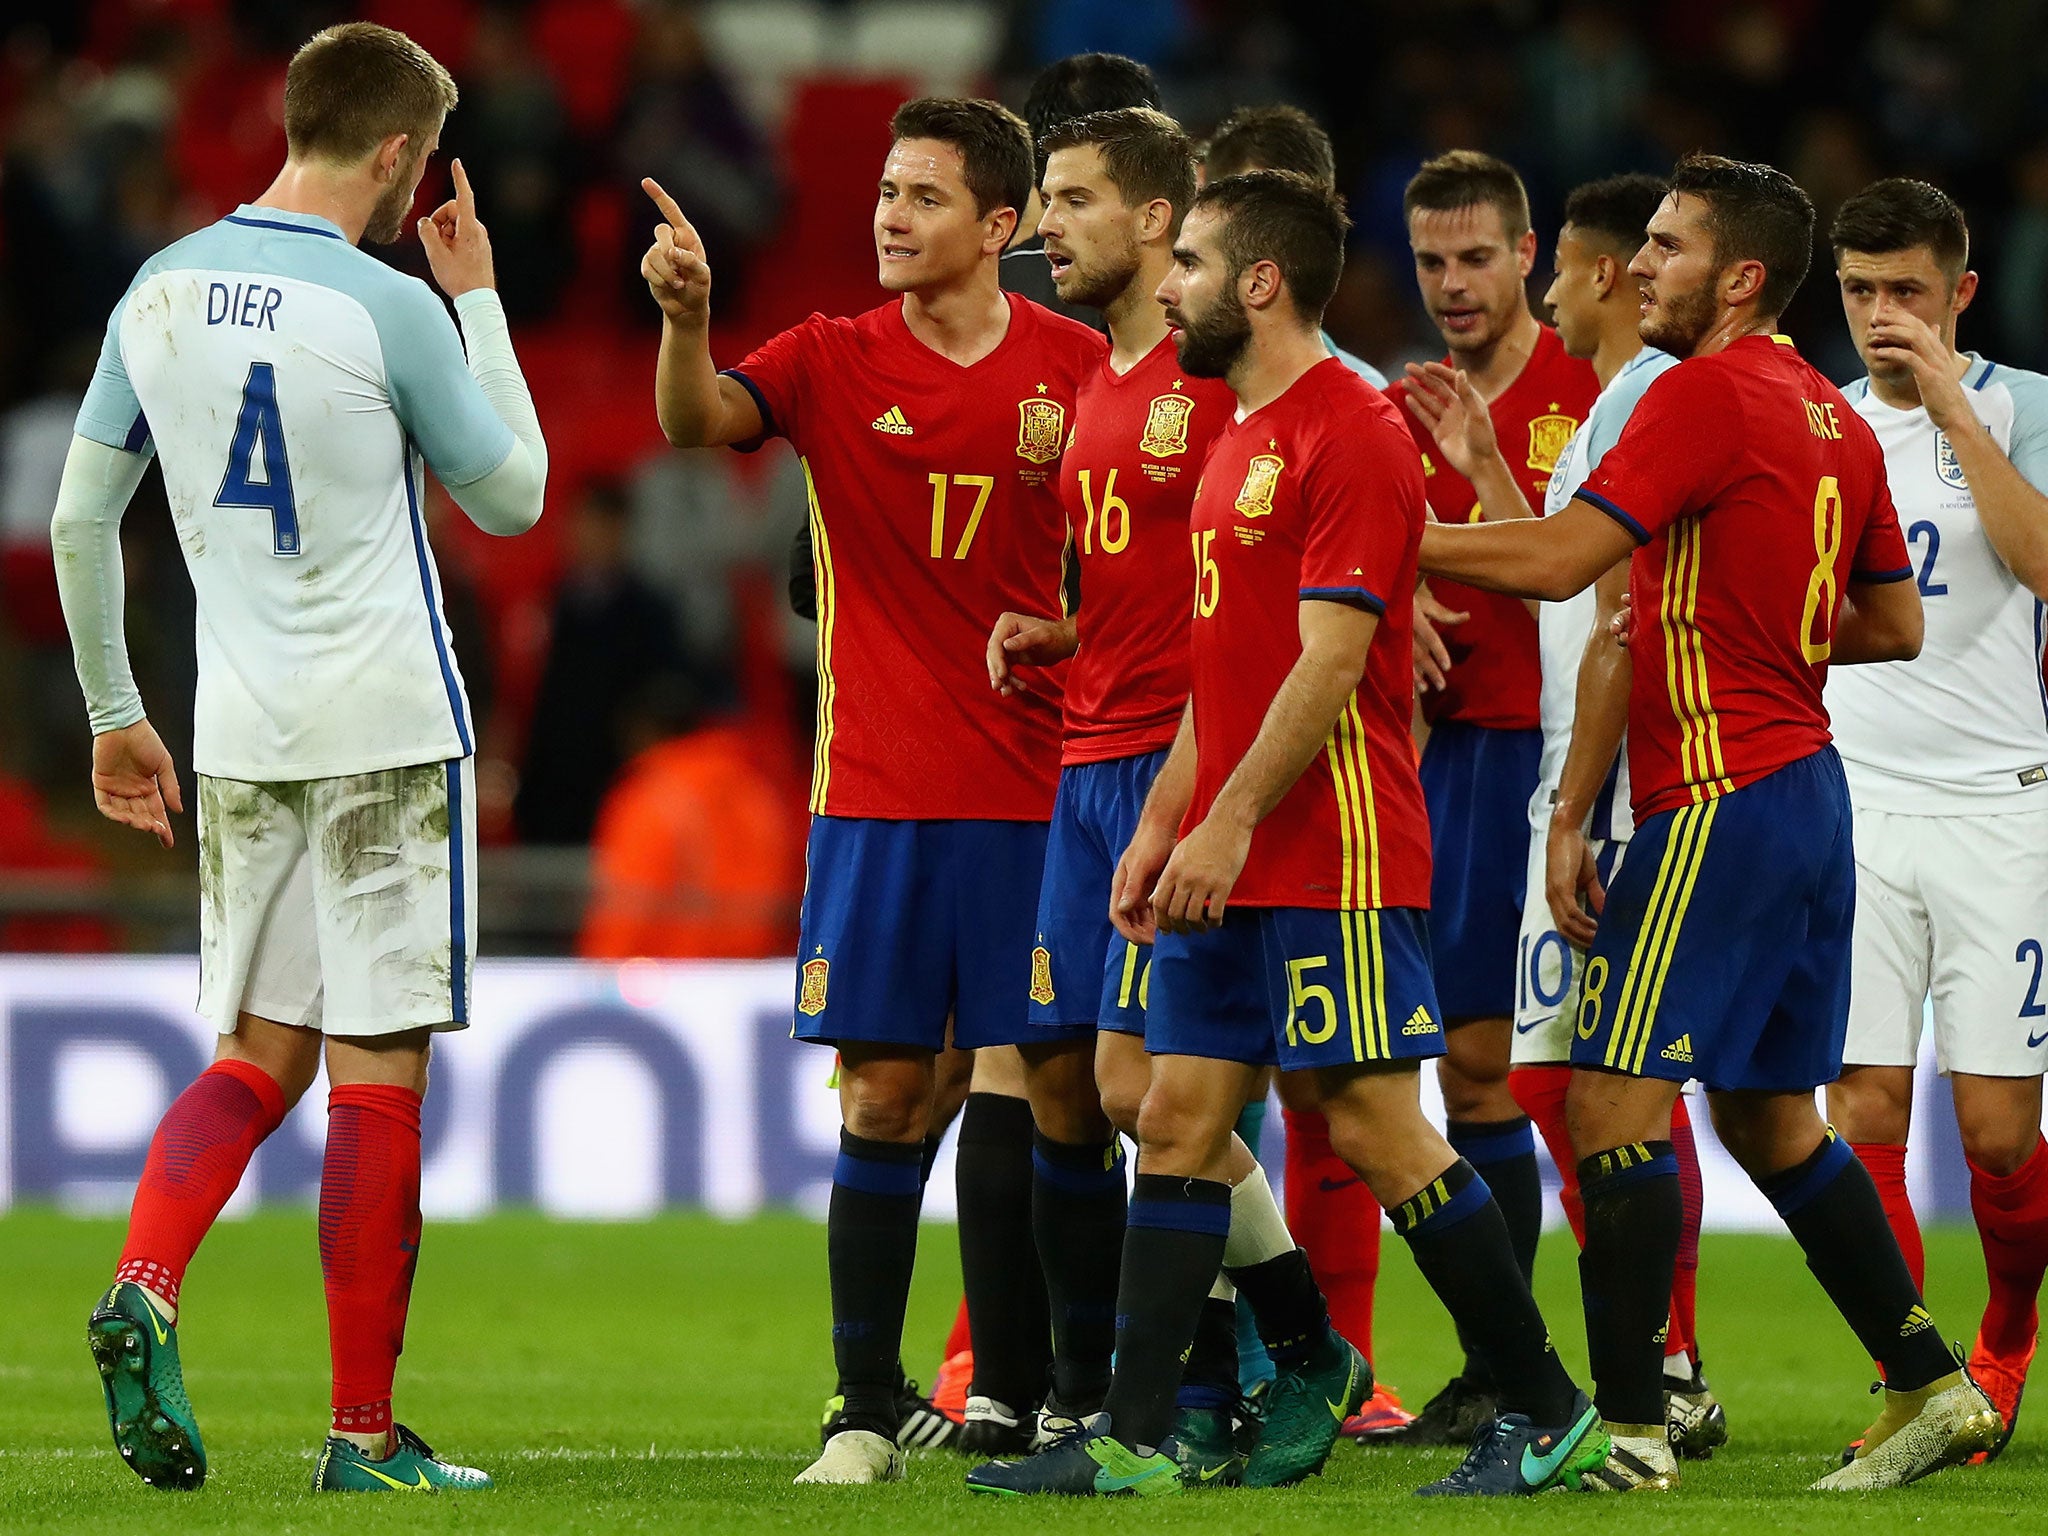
<box><xmin>1661</xmin><ymin>1034</ymin><xmax>1694</xmax><ymax>1064</ymax></box>
<box><xmin>871</xmin><ymin>405</ymin><xmax>913</xmax><ymax>436</ymax></box>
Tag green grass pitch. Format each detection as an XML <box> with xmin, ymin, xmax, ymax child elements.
<box><xmin>1</xmin><ymin>1209</ymin><xmax>2038</xmax><ymax>1532</ymax></box>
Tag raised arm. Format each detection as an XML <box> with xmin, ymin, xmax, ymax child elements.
<box><xmin>411</xmin><ymin>159</ymin><xmax>547</xmax><ymax>535</ymax></box>
<box><xmin>641</xmin><ymin>178</ymin><xmax>764</xmax><ymax>449</ymax></box>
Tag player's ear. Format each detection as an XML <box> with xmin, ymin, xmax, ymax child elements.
<box><xmin>1590</xmin><ymin>253</ymin><xmax>1617</xmax><ymax>301</ymax></box>
<box><xmin>1241</xmin><ymin>257</ymin><xmax>1281</xmax><ymax>312</ymax></box>
<box><xmin>374</xmin><ymin>132</ymin><xmax>410</xmax><ymax>183</ymax></box>
<box><xmin>1515</xmin><ymin>226</ymin><xmax>1537</xmax><ymax>278</ymax></box>
<box><xmin>985</xmin><ymin>204</ymin><xmax>1019</xmax><ymax>255</ymax></box>
<box><xmin>1952</xmin><ymin>269</ymin><xmax>1979</xmax><ymax>319</ymax></box>
<box><xmin>1725</xmin><ymin>257</ymin><xmax>1767</xmax><ymax>311</ymax></box>
<box><xmin>1140</xmin><ymin>198</ymin><xmax>1175</xmax><ymax>245</ymax></box>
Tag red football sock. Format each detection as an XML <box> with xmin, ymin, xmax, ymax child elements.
<box><xmin>1852</xmin><ymin>1140</ymin><xmax>1924</xmax><ymax>1292</ymax></box>
<box><xmin>944</xmin><ymin>1293</ymin><xmax>972</xmax><ymax>1360</ymax></box>
<box><xmin>116</xmin><ymin>1057</ymin><xmax>288</xmax><ymax>1315</ymax></box>
<box><xmin>321</xmin><ymin>1084</ymin><xmax>424</xmax><ymax>1438</ymax></box>
<box><xmin>1282</xmin><ymin>1106</ymin><xmax>1381</xmax><ymax>1362</ymax></box>
<box><xmin>1668</xmin><ymin>1095</ymin><xmax>1702</xmax><ymax>1363</ymax></box>
<box><xmin>1510</xmin><ymin>1065</ymin><xmax>1584</xmax><ymax>1242</ymax></box>
<box><xmin>1970</xmin><ymin>1136</ymin><xmax>2048</xmax><ymax>1363</ymax></box>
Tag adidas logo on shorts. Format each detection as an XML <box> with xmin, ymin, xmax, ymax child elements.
<box><xmin>1661</xmin><ymin>1033</ymin><xmax>1694</xmax><ymax>1064</ymax></box>
<box><xmin>1400</xmin><ymin>1005</ymin><xmax>1437</xmax><ymax>1037</ymax></box>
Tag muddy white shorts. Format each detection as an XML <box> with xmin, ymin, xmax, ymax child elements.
<box><xmin>1844</xmin><ymin>803</ymin><xmax>2048</xmax><ymax>1077</ymax></box>
<box><xmin>196</xmin><ymin>758</ymin><xmax>477</xmax><ymax>1036</ymax></box>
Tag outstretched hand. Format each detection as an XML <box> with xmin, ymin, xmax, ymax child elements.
<box><xmin>641</xmin><ymin>178</ymin><xmax>713</xmax><ymax>325</ymax></box>
<box><xmin>419</xmin><ymin>159</ymin><xmax>495</xmax><ymax>299</ymax></box>
<box><xmin>1401</xmin><ymin>361</ymin><xmax>1498</xmax><ymax>480</ymax></box>
<box><xmin>92</xmin><ymin>720</ymin><xmax>183</xmax><ymax>850</ymax></box>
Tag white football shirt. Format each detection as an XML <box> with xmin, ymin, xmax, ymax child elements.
<box><xmin>1530</xmin><ymin>344</ymin><xmax>1677</xmax><ymax>837</ymax></box>
<box><xmin>75</xmin><ymin>206</ymin><xmax>514</xmax><ymax>781</ymax></box>
<box><xmin>1829</xmin><ymin>355</ymin><xmax>2048</xmax><ymax>814</ymax></box>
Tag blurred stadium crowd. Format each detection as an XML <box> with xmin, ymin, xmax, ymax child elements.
<box><xmin>2</xmin><ymin>0</ymin><xmax>2044</xmax><ymax>954</ymax></box>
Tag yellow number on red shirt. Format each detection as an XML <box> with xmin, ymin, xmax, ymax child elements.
<box><xmin>927</xmin><ymin>472</ymin><xmax>995</xmax><ymax>560</ymax></box>
<box><xmin>1800</xmin><ymin>475</ymin><xmax>1843</xmax><ymax>664</ymax></box>
<box><xmin>1192</xmin><ymin>527</ymin><xmax>1219</xmax><ymax>617</ymax></box>
<box><xmin>1078</xmin><ymin>468</ymin><xmax>1130</xmax><ymax>554</ymax></box>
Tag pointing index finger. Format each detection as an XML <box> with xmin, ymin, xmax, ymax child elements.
<box><xmin>452</xmin><ymin>158</ymin><xmax>475</xmax><ymax>219</ymax></box>
<box><xmin>642</xmin><ymin>177</ymin><xmax>691</xmax><ymax>234</ymax></box>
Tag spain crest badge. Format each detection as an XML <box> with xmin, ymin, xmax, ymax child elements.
<box><xmin>1526</xmin><ymin>411</ymin><xmax>1578</xmax><ymax>473</ymax></box>
<box><xmin>797</xmin><ymin>956</ymin><xmax>830</xmax><ymax>1016</ymax></box>
<box><xmin>1235</xmin><ymin>453</ymin><xmax>1284</xmax><ymax>518</ymax></box>
<box><xmin>1017</xmin><ymin>398</ymin><xmax>1067</xmax><ymax>464</ymax></box>
<box><xmin>1029</xmin><ymin>946</ymin><xmax>1056</xmax><ymax>1006</ymax></box>
<box><xmin>1139</xmin><ymin>393</ymin><xmax>1195</xmax><ymax>458</ymax></box>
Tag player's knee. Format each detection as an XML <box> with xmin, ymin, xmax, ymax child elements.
<box><xmin>1098</xmin><ymin>1074</ymin><xmax>1143</xmax><ymax>1139</ymax></box>
<box><xmin>1826</xmin><ymin>1067</ymin><xmax>1912</xmax><ymax>1145</ymax></box>
<box><xmin>840</xmin><ymin>1074</ymin><xmax>931</xmax><ymax>1143</ymax></box>
<box><xmin>1959</xmin><ymin>1114</ymin><xmax>2038</xmax><ymax>1178</ymax></box>
<box><xmin>1133</xmin><ymin>1081</ymin><xmax>1228</xmax><ymax>1171</ymax></box>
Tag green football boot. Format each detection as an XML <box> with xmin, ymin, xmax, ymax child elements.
<box><xmin>87</xmin><ymin>1282</ymin><xmax>205</xmax><ymax>1490</ymax></box>
<box><xmin>1244</xmin><ymin>1330</ymin><xmax>1369</xmax><ymax>1488</ymax></box>
<box><xmin>966</xmin><ymin>1416</ymin><xmax>1183</xmax><ymax>1497</ymax></box>
<box><xmin>313</xmin><ymin>1424</ymin><xmax>493</xmax><ymax>1492</ymax></box>
<box><xmin>1170</xmin><ymin>1402</ymin><xmax>1255</xmax><ymax>1488</ymax></box>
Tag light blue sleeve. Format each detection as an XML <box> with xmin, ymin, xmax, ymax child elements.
<box><xmin>2002</xmin><ymin>368</ymin><xmax>2048</xmax><ymax>492</ymax></box>
<box><xmin>1578</xmin><ymin>351</ymin><xmax>1678</xmax><ymax>473</ymax></box>
<box><xmin>74</xmin><ymin>263</ymin><xmax>156</xmax><ymax>456</ymax></box>
<box><xmin>369</xmin><ymin>277</ymin><xmax>516</xmax><ymax>488</ymax></box>
<box><xmin>1323</xmin><ymin>332</ymin><xmax>1389</xmax><ymax>389</ymax></box>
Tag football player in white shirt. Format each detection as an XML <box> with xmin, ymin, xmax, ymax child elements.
<box><xmin>1400</xmin><ymin>174</ymin><xmax>1726</xmax><ymax>1461</ymax></box>
<box><xmin>1823</xmin><ymin>178</ymin><xmax>2048</xmax><ymax>1457</ymax></box>
<box><xmin>53</xmin><ymin>23</ymin><xmax>544</xmax><ymax>1495</ymax></box>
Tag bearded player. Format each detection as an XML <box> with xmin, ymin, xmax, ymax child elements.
<box><xmin>1386</xmin><ymin>149</ymin><xmax>1599</xmax><ymax>1445</ymax></box>
<box><xmin>985</xmin><ymin>107</ymin><xmax>1329</xmax><ymax>1480</ymax></box>
<box><xmin>1419</xmin><ymin>152</ymin><xmax>1996</xmax><ymax>1492</ymax></box>
<box><xmin>971</xmin><ymin>170</ymin><xmax>1606</xmax><ymax>1501</ymax></box>
<box><xmin>1401</xmin><ymin>172</ymin><xmax>1724</xmax><ymax>1456</ymax></box>
<box><xmin>62</xmin><ymin>22</ymin><xmax>542</xmax><ymax>1493</ymax></box>
<box><xmin>643</xmin><ymin>97</ymin><xmax>1102</xmax><ymax>1485</ymax></box>
<box><xmin>1825</xmin><ymin>177</ymin><xmax>2048</xmax><ymax>1458</ymax></box>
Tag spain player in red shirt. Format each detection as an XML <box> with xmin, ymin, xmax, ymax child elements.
<box><xmin>642</xmin><ymin>97</ymin><xmax>1103</xmax><ymax>1485</ymax></box>
<box><xmin>1385</xmin><ymin>151</ymin><xmax>1600</xmax><ymax>1443</ymax></box>
<box><xmin>971</xmin><ymin>171</ymin><xmax>1604</xmax><ymax>1500</ymax></box>
<box><xmin>1419</xmin><ymin>153</ymin><xmax>1999</xmax><ymax>1492</ymax></box>
<box><xmin>984</xmin><ymin>108</ymin><xmax>1334</xmax><ymax>1472</ymax></box>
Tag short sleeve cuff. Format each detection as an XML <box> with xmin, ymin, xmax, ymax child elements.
<box><xmin>1852</xmin><ymin>565</ymin><xmax>1915</xmax><ymax>584</ymax></box>
<box><xmin>1300</xmin><ymin>585</ymin><xmax>1387</xmax><ymax>615</ymax></box>
<box><xmin>74</xmin><ymin>408</ymin><xmax>152</xmax><ymax>457</ymax></box>
<box><xmin>720</xmin><ymin>368</ymin><xmax>778</xmax><ymax>452</ymax></box>
<box><xmin>1574</xmin><ymin>488</ymin><xmax>1649</xmax><ymax>544</ymax></box>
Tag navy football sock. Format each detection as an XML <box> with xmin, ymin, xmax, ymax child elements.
<box><xmin>1577</xmin><ymin>1140</ymin><xmax>1682</xmax><ymax>1426</ymax></box>
<box><xmin>1032</xmin><ymin>1129</ymin><xmax>1127</xmax><ymax>1408</ymax></box>
<box><xmin>957</xmin><ymin>1093</ymin><xmax>1051</xmax><ymax>1413</ymax></box>
<box><xmin>827</xmin><ymin>1130</ymin><xmax>925</xmax><ymax>1435</ymax></box>
<box><xmin>1447</xmin><ymin>1114</ymin><xmax>1541</xmax><ymax>1388</ymax></box>
<box><xmin>1103</xmin><ymin>1174</ymin><xmax>1231</xmax><ymax>1450</ymax></box>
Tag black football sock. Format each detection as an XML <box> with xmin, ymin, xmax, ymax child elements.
<box><xmin>956</xmin><ymin>1092</ymin><xmax>1051</xmax><ymax>1412</ymax></box>
<box><xmin>1759</xmin><ymin>1128</ymin><xmax>1956</xmax><ymax>1392</ymax></box>
<box><xmin>1177</xmin><ymin>1293</ymin><xmax>1241</xmax><ymax>1410</ymax></box>
<box><xmin>1032</xmin><ymin>1129</ymin><xmax>1126</xmax><ymax>1409</ymax></box>
<box><xmin>1226</xmin><ymin>1248</ymin><xmax>1329</xmax><ymax>1371</ymax></box>
<box><xmin>1393</xmin><ymin>1158</ymin><xmax>1580</xmax><ymax>1425</ymax></box>
<box><xmin>1447</xmin><ymin>1114</ymin><xmax>1541</xmax><ymax>1388</ymax></box>
<box><xmin>1578</xmin><ymin>1140</ymin><xmax>1682</xmax><ymax>1426</ymax></box>
<box><xmin>1102</xmin><ymin>1174</ymin><xmax>1231</xmax><ymax>1451</ymax></box>
<box><xmin>920</xmin><ymin>1130</ymin><xmax>945</xmax><ymax>1186</ymax></box>
<box><xmin>828</xmin><ymin>1130</ymin><xmax>925</xmax><ymax>1435</ymax></box>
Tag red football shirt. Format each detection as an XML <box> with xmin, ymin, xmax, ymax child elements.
<box><xmin>729</xmin><ymin>293</ymin><xmax>1104</xmax><ymax>819</ymax></box>
<box><xmin>1574</xmin><ymin>334</ymin><xmax>1911</xmax><ymax>819</ymax></box>
<box><xmin>1185</xmin><ymin>358</ymin><xmax>1432</xmax><ymax>910</ymax></box>
<box><xmin>1386</xmin><ymin>324</ymin><xmax>1598</xmax><ymax>727</ymax></box>
<box><xmin>1059</xmin><ymin>335</ymin><xmax>1234</xmax><ymax>765</ymax></box>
